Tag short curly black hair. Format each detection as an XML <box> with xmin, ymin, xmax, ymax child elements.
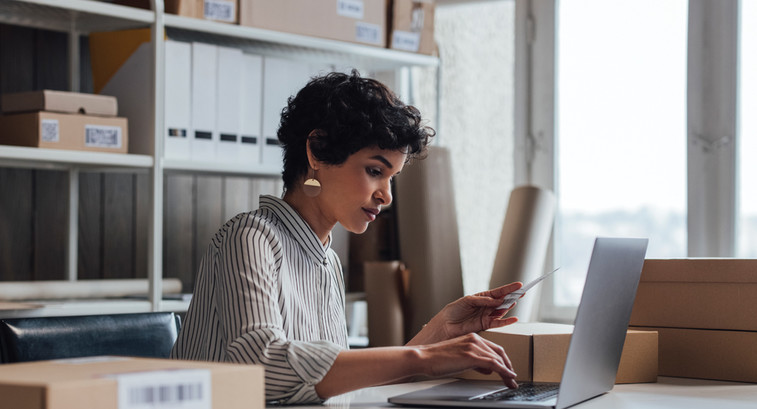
<box><xmin>277</xmin><ymin>70</ymin><xmax>435</xmax><ymax>191</ymax></box>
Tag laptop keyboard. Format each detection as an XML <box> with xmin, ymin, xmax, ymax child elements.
<box><xmin>470</xmin><ymin>383</ymin><xmax>559</xmax><ymax>402</ymax></box>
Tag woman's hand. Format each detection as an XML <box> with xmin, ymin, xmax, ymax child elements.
<box><xmin>408</xmin><ymin>282</ymin><xmax>523</xmax><ymax>346</ymax></box>
<box><xmin>415</xmin><ymin>333</ymin><xmax>519</xmax><ymax>390</ymax></box>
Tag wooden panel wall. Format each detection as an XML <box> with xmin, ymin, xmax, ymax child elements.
<box><xmin>0</xmin><ymin>24</ymin><xmax>283</xmax><ymax>292</ymax></box>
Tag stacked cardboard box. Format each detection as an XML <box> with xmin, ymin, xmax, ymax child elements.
<box><xmin>457</xmin><ymin>322</ymin><xmax>658</xmax><ymax>384</ymax></box>
<box><xmin>0</xmin><ymin>356</ymin><xmax>264</xmax><ymax>409</ymax></box>
<box><xmin>388</xmin><ymin>0</ymin><xmax>436</xmax><ymax>55</ymax></box>
<box><xmin>117</xmin><ymin>0</ymin><xmax>239</xmax><ymax>24</ymax></box>
<box><xmin>629</xmin><ymin>259</ymin><xmax>757</xmax><ymax>382</ymax></box>
<box><xmin>0</xmin><ymin>90</ymin><xmax>128</xmax><ymax>154</ymax></box>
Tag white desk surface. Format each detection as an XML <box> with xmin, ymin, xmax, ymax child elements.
<box><xmin>310</xmin><ymin>377</ymin><xmax>757</xmax><ymax>409</ymax></box>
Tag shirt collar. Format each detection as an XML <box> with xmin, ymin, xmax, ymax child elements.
<box><xmin>259</xmin><ymin>195</ymin><xmax>332</xmax><ymax>264</ymax></box>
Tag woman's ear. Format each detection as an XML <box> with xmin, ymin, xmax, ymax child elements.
<box><xmin>306</xmin><ymin>130</ymin><xmax>323</xmax><ymax>171</ymax></box>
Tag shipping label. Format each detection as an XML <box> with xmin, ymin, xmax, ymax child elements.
<box><xmin>114</xmin><ymin>369</ymin><xmax>212</xmax><ymax>409</ymax></box>
<box><xmin>41</xmin><ymin>119</ymin><xmax>60</xmax><ymax>142</ymax></box>
<box><xmin>337</xmin><ymin>0</ymin><xmax>364</xmax><ymax>19</ymax></box>
<box><xmin>204</xmin><ymin>0</ymin><xmax>235</xmax><ymax>22</ymax></box>
<box><xmin>392</xmin><ymin>31</ymin><xmax>421</xmax><ymax>52</ymax></box>
<box><xmin>355</xmin><ymin>22</ymin><xmax>381</xmax><ymax>45</ymax></box>
<box><xmin>85</xmin><ymin>124</ymin><xmax>123</xmax><ymax>149</ymax></box>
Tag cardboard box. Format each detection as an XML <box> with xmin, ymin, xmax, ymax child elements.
<box><xmin>630</xmin><ymin>259</ymin><xmax>757</xmax><ymax>331</ymax></box>
<box><xmin>388</xmin><ymin>0</ymin><xmax>435</xmax><ymax>55</ymax></box>
<box><xmin>1</xmin><ymin>90</ymin><xmax>118</xmax><ymax>117</ymax></box>
<box><xmin>0</xmin><ymin>111</ymin><xmax>128</xmax><ymax>154</ymax></box>
<box><xmin>458</xmin><ymin>323</ymin><xmax>658</xmax><ymax>384</ymax></box>
<box><xmin>116</xmin><ymin>0</ymin><xmax>239</xmax><ymax>23</ymax></box>
<box><xmin>240</xmin><ymin>0</ymin><xmax>387</xmax><ymax>47</ymax></box>
<box><xmin>631</xmin><ymin>326</ymin><xmax>757</xmax><ymax>383</ymax></box>
<box><xmin>0</xmin><ymin>356</ymin><xmax>264</xmax><ymax>409</ymax></box>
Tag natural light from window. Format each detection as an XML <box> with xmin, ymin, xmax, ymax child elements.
<box><xmin>739</xmin><ymin>0</ymin><xmax>756</xmax><ymax>258</ymax></box>
<box><xmin>555</xmin><ymin>0</ymin><xmax>688</xmax><ymax>306</ymax></box>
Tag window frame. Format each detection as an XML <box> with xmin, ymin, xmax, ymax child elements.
<box><xmin>515</xmin><ymin>0</ymin><xmax>742</xmax><ymax>322</ymax></box>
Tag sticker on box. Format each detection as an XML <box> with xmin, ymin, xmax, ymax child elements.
<box><xmin>355</xmin><ymin>22</ymin><xmax>382</xmax><ymax>45</ymax></box>
<box><xmin>41</xmin><ymin>119</ymin><xmax>60</xmax><ymax>142</ymax></box>
<box><xmin>337</xmin><ymin>0</ymin><xmax>364</xmax><ymax>19</ymax></box>
<box><xmin>392</xmin><ymin>31</ymin><xmax>421</xmax><ymax>52</ymax></box>
<box><xmin>85</xmin><ymin>124</ymin><xmax>123</xmax><ymax>149</ymax></box>
<box><xmin>204</xmin><ymin>0</ymin><xmax>235</xmax><ymax>22</ymax></box>
<box><xmin>112</xmin><ymin>369</ymin><xmax>212</xmax><ymax>409</ymax></box>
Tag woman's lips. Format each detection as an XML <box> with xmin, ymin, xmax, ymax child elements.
<box><xmin>363</xmin><ymin>207</ymin><xmax>379</xmax><ymax>221</ymax></box>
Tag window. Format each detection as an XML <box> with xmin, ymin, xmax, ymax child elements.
<box><xmin>739</xmin><ymin>0</ymin><xmax>757</xmax><ymax>257</ymax></box>
<box><xmin>554</xmin><ymin>1</ymin><xmax>688</xmax><ymax>306</ymax></box>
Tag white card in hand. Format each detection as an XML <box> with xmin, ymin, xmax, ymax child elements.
<box><xmin>497</xmin><ymin>268</ymin><xmax>560</xmax><ymax>310</ymax></box>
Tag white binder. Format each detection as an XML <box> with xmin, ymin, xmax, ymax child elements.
<box><xmin>190</xmin><ymin>42</ymin><xmax>218</xmax><ymax>162</ymax></box>
<box><xmin>164</xmin><ymin>40</ymin><xmax>192</xmax><ymax>160</ymax></box>
<box><xmin>215</xmin><ymin>46</ymin><xmax>243</xmax><ymax>163</ymax></box>
<box><xmin>239</xmin><ymin>53</ymin><xmax>263</xmax><ymax>166</ymax></box>
<box><xmin>261</xmin><ymin>57</ymin><xmax>313</xmax><ymax>171</ymax></box>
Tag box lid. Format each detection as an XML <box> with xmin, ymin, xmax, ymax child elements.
<box><xmin>1</xmin><ymin>90</ymin><xmax>118</xmax><ymax>116</ymax></box>
<box><xmin>640</xmin><ymin>259</ymin><xmax>757</xmax><ymax>283</ymax></box>
<box><xmin>485</xmin><ymin>322</ymin><xmax>574</xmax><ymax>336</ymax></box>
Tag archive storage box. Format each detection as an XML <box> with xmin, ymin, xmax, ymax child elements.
<box><xmin>630</xmin><ymin>258</ymin><xmax>757</xmax><ymax>382</ymax></box>
<box><xmin>0</xmin><ymin>356</ymin><xmax>264</xmax><ymax>409</ymax></box>
<box><xmin>388</xmin><ymin>0</ymin><xmax>436</xmax><ymax>55</ymax></box>
<box><xmin>117</xmin><ymin>0</ymin><xmax>239</xmax><ymax>24</ymax></box>
<box><xmin>1</xmin><ymin>90</ymin><xmax>118</xmax><ymax>117</ymax></box>
<box><xmin>240</xmin><ymin>0</ymin><xmax>388</xmax><ymax>47</ymax></box>
<box><xmin>458</xmin><ymin>322</ymin><xmax>658</xmax><ymax>384</ymax></box>
<box><xmin>0</xmin><ymin>111</ymin><xmax>128</xmax><ymax>154</ymax></box>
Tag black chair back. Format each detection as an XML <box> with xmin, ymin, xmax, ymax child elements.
<box><xmin>0</xmin><ymin>312</ymin><xmax>181</xmax><ymax>363</ymax></box>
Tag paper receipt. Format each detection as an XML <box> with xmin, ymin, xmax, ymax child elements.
<box><xmin>497</xmin><ymin>268</ymin><xmax>561</xmax><ymax>310</ymax></box>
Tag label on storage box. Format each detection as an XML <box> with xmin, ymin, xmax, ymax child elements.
<box><xmin>85</xmin><ymin>124</ymin><xmax>123</xmax><ymax>149</ymax></box>
<box><xmin>41</xmin><ymin>118</ymin><xmax>60</xmax><ymax>142</ymax></box>
<box><xmin>114</xmin><ymin>369</ymin><xmax>211</xmax><ymax>409</ymax></box>
<box><xmin>337</xmin><ymin>0</ymin><xmax>364</xmax><ymax>19</ymax></box>
<box><xmin>392</xmin><ymin>31</ymin><xmax>421</xmax><ymax>52</ymax></box>
<box><xmin>356</xmin><ymin>22</ymin><xmax>382</xmax><ymax>45</ymax></box>
<box><xmin>204</xmin><ymin>0</ymin><xmax>235</xmax><ymax>22</ymax></box>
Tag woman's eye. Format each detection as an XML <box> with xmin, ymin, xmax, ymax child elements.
<box><xmin>367</xmin><ymin>167</ymin><xmax>382</xmax><ymax>177</ymax></box>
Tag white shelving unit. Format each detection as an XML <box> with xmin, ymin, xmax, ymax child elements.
<box><xmin>0</xmin><ymin>0</ymin><xmax>439</xmax><ymax>318</ymax></box>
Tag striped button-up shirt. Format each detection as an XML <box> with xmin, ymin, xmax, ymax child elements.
<box><xmin>170</xmin><ymin>195</ymin><xmax>348</xmax><ymax>404</ymax></box>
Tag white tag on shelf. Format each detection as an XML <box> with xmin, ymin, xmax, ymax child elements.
<box><xmin>113</xmin><ymin>369</ymin><xmax>212</xmax><ymax>409</ymax></box>
<box><xmin>204</xmin><ymin>0</ymin><xmax>235</xmax><ymax>22</ymax></box>
<box><xmin>85</xmin><ymin>124</ymin><xmax>122</xmax><ymax>149</ymax></box>
<box><xmin>392</xmin><ymin>31</ymin><xmax>421</xmax><ymax>52</ymax></box>
<box><xmin>337</xmin><ymin>0</ymin><xmax>364</xmax><ymax>19</ymax></box>
<box><xmin>355</xmin><ymin>22</ymin><xmax>382</xmax><ymax>45</ymax></box>
<box><xmin>41</xmin><ymin>119</ymin><xmax>59</xmax><ymax>142</ymax></box>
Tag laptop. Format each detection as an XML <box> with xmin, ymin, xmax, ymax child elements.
<box><xmin>389</xmin><ymin>237</ymin><xmax>648</xmax><ymax>409</ymax></box>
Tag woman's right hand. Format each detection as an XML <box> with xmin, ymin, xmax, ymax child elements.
<box><xmin>414</xmin><ymin>333</ymin><xmax>519</xmax><ymax>390</ymax></box>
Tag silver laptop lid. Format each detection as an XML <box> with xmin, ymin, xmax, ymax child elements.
<box><xmin>555</xmin><ymin>237</ymin><xmax>648</xmax><ymax>409</ymax></box>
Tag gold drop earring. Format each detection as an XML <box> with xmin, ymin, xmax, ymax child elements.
<box><xmin>303</xmin><ymin>169</ymin><xmax>321</xmax><ymax>198</ymax></box>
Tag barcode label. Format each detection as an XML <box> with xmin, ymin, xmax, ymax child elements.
<box><xmin>85</xmin><ymin>124</ymin><xmax>122</xmax><ymax>148</ymax></box>
<box><xmin>355</xmin><ymin>22</ymin><xmax>381</xmax><ymax>45</ymax></box>
<box><xmin>41</xmin><ymin>119</ymin><xmax>59</xmax><ymax>142</ymax></box>
<box><xmin>392</xmin><ymin>31</ymin><xmax>421</xmax><ymax>52</ymax></box>
<box><xmin>337</xmin><ymin>0</ymin><xmax>364</xmax><ymax>19</ymax></box>
<box><xmin>115</xmin><ymin>369</ymin><xmax>211</xmax><ymax>409</ymax></box>
<box><xmin>204</xmin><ymin>0</ymin><xmax>235</xmax><ymax>22</ymax></box>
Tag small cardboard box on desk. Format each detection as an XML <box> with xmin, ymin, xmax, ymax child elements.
<box><xmin>629</xmin><ymin>258</ymin><xmax>757</xmax><ymax>383</ymax></box>
<box><xmin>0</xmin><ymin>90</ymin><xmax>128</xmax><ymax>154</ymax></box>
<box><xmin>457</xmin><ymin>322</ymin><xmax>658</xmax><ymax>384</ymax></box>
<box><xmin>0</xmin><ymin>356</ymin><xmax>264</xmax><ymax>409</ymax></box>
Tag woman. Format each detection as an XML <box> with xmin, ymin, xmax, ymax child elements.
<box><xmin>170</xmin><ymin>70</ymin><xmax>522</xmax><ymax>404</ymax></box>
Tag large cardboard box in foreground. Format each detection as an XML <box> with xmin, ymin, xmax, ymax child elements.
<box><xmin>630</xmin><ymin>326</ymin><xmax>757</xmax><ymax>383</ymax></box>
<box><xmin>629</xmin><ymin>259</ymin><xmax>757</xmax><ymax>331</ymax></box>
<box><xmin>458</xmin><ymin>323</ymin><xmax>658</xmax><ymax>384</ymax></box>
<box><xmin>0</xmin><ymin>111</ymin><xmax>128</xmax><ymax>153</ymax></box>
<box><xmin>0</xmin><ymin>356</ymin><xmax>264</xmax><ymax>409</ymax></box>
<box><xmin>240</xmin><ymin>0</ymin><xmax>387</xmax><ymax>47</ymax></box>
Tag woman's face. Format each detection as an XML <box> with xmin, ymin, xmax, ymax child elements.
<box><xmin>315</xmin><ymin>146</ymin><xmax>407</xmax><ymax>234</ymax></box>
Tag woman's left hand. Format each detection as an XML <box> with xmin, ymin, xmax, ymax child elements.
<box><xmin>407</xmin><ymin>282</ymin><xmax>523</xmax><ymax>346</ymax></box>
